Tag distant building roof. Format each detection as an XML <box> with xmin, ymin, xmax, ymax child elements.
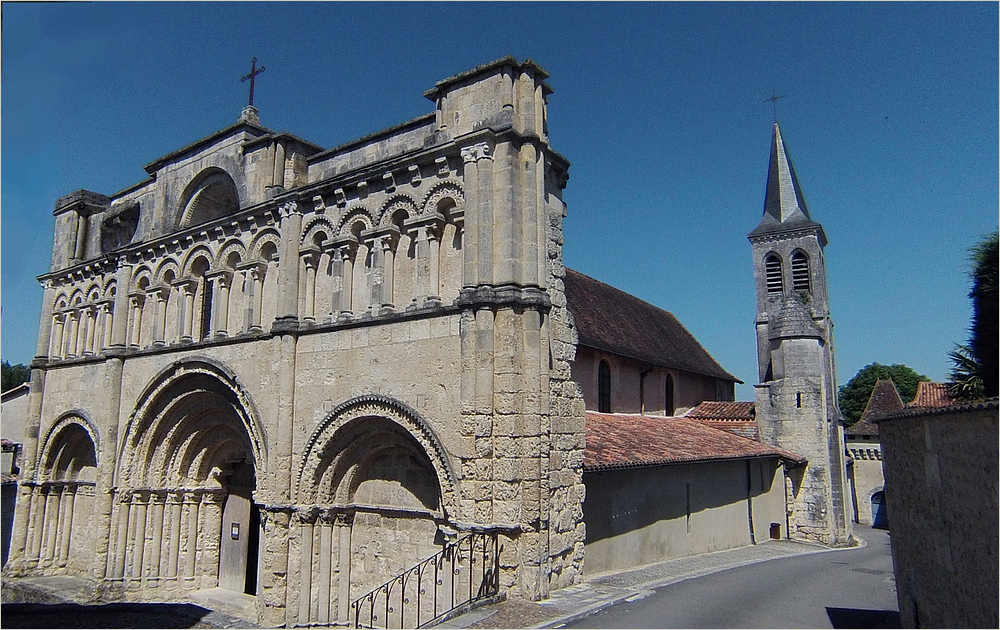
<box><xmin>847</xmin><ymin>378</ymin><xmax>905</xmax><ymax>437</ymax></box>
<box><xmin>908</xmin><ymin>381</ymin><xmax>953</xmax><ymax>408</ymax></box>
<box><xmin>584</xmin><ymin>411</ymin><xmax>804</xmax><ymax>472</ymax></box>
<box><xmin>686</xmin><ymin>401</ymin><xmax>755</xmax><ymax>421</ymax></box>
<box><xmin>1</xmin><ymin>382</ymin><xmax>29</xmax><ymax>402</ymax></box>
<box><xmin>564</xmin><ymin>269</ymin><xmax>740</xmax><ymax>383</ymax></box>
<box><xmin>685</xmin><ymin>401</ymin><xmax>758</xmax><ymax>439</ymax></box>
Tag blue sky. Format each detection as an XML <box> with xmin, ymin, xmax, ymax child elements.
<box><xmin>2</xmin><ymin>2</ymin><xmax>997</xmax><ymax>400</ymax></box>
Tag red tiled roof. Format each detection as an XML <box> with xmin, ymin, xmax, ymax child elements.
<box><xmin>908</xmin><ymin>381</ymin><xmax>953</xmax><ymax>408</ymax></box>
<box><xmin>686</xmin><ymin>401</ymin><xmax>755</xmax><ymax>421</ymax></box>
<box><xmin>584</xmin><ymin>412</ymin><xmax>805</xmax><ymax>471</ymax></box>
<box><xmin>685</xmin><ymin>402</ymin><xmax>758</xmax><ymax>439</ymax></box>
<box><xmin>564</xmin><ymin>269</ymin><xmax>740</xmax><ymax>383</ymax></box>
<box><xmin>847</xmin><ymin>379</ymin><xmax>904</xmax><ymax>437</ymax></box>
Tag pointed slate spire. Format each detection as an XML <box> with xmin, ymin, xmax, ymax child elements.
<box><xmin>749</xmin><ymin>123</ymin><xmax>824</xmax><ymax>239</ymax></box>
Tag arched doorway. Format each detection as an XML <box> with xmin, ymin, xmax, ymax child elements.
<box><xmin>113</xmin><ymin>360</ymin><xmax>265</xmax><ymax>596</ymax></box>
<box><xmin>871</xmin><ymin>491</ymin><xmax>888</xmax><ymax>529</ymax></box>
<box><xmin>294</xmin><ymin>395</ymin><xmax>458</xmax><ymax>626</ymax></box>
<box><xmin>25</xmin><ymin>417</ymin><xmax>98</xmax><ymax>572</ymax></box>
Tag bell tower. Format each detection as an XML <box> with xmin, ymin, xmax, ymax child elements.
<box><xmin>748</xmin><ymin>123</ymin><xmax>852</xmax><ymax>545</ymax></box>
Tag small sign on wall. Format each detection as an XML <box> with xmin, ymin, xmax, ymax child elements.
<box><xmin>231</xmin><ymin>523</ymin><xmax>240</xmax><ymax>540</ymax></box>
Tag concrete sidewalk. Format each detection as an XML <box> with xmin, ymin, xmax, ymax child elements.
<box><xmin>435</xmin><ymin>537</ymin><xmax>862</xmax><ymax>629</ymax></box>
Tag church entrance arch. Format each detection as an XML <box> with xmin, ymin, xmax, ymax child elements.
<box><xmin>293</xmin><ymin>395</ymin><xmax>459</xmax><ymax>626</ymax></box>
<box><xmin>26</xmin><ymin>416</ymin><xmax>98</xmax><ymax>572</ymax></box>
<box><xmin>113</xmin><ymin>359</ymin><xmax>265</xmax><ymax>597</ymax></box>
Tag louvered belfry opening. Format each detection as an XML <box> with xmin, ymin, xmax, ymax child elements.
<box><xmin>765</xmin><ymin>255</ymin><xmax>783</xmax><ymax>294</ymax></box>
<box><xmin>791</xmin><ymin>251</ymin><xmax>810</xmax><ymax>292</ymax></box>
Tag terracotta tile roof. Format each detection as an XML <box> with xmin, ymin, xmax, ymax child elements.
<box><xmin>845</xmin><ymin>417</ymin><xmax>879</xmax><ymax>438</ymax></box>
<box><xmin>847</xmin><ymin>378</ymin><xmax>904</xmax><ymax>437</ymax></box>
<box><xmin>686</xmin><ymin>401</ymin><xmax>755</xmax><ymax>421</ymax></box>
<box><xmin>584</xmin><ymin>412</ymin><xmax>805</xmax><ymax>471</ymax></box>
<box><xmin>908</xmin><ymin>381</ymin><xmax>953</xmax><ymax>408</ymax></box>
<box><xmin>564</xmin><ymin>269</ymin><xmax>740</xmax><ymax>383</ymax></box>
<box><xmin>685</xmin><ymin>401</ymin><xmax>758</xmax><ymax>439</ymax></box>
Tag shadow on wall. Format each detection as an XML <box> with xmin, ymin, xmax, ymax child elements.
<box><xmin>0</xmin><ymin>602</ymin><xmax>225</xmax><ymax>629</ymax></box>
<box><xmin>583</xmin><ymin>458</ymin><xmax>778</xmax><ymax>544</ymax></box>
<box><xmin>826</xmin><ymin>606</ymin><xmax>900</xmax><ymax>628</ymax></box>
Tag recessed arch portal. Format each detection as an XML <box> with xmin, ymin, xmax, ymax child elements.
<box><xmin>112</xmin><ymin>359</ymin><xmax>266</xmax><ymax>594</ymax></box>
<box><xmin>178</xmin><ymin>168</ymin><xmax>241</xmax><ymax>229</ymax></box>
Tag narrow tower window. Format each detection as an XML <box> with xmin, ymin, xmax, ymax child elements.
<box><xmin>665</xmin><ymin>374</ymin><xmax>675</xmax><ymax>416</ymax></box>
<box><xmin>765</xmin><ymin>254</ymin><xmax>783</xmax><ymax>294</ymax></box>
<box><xmin>791</xmin><ymin>251</ymin><xmax>810</xmax><ymax>292</ymax></box>
<box><xmin>598</xmin><ymin>360</ymin><xmax>611</xmax><ymax>413</ymax></box>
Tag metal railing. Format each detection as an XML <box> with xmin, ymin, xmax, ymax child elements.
<box><xmin>352</xmin><ymin>530</ymin><xmax>502</xmax><ymax>629</ymax></box>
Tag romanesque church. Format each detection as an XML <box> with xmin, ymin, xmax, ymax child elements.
<box><xmin>4</xmin><ymin>57</ymin><xmax>851</xmax><ymax>627</ymax></box>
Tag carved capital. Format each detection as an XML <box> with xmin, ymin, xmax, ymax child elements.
<box><xmin>460</xmin><ymin>142</ymin><xmax>492</xmax><ymax>163</ymax></box>
<box><xmin>298</xmin><ymin>245</ymin><xmax>322</xmax><ymax>268</ymax></box>
<box><xmin>279</xmin><ymin>200</ymin><xmax>300</xmax><ymax>218</ymax></box>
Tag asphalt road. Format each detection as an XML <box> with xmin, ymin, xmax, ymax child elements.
<box><xmin>565</xmin><ymin>524</ymin><xmax>899</xmax><ymax>629</ymax></box>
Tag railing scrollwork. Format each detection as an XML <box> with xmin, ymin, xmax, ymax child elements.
<box><xmin>352</xmin><ymin>530</ymin><xmax>502</xmax><ymax>629</ymax></box>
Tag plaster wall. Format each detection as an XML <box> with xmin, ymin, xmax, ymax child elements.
<box><xmin>878</xmin><ymin>403</ymin><xmax>998</xmax><ymax>629</ymax></box>
<box><xmin>573</xmin><ymin>346</ymin><xmax>732</xmax><ymax>415</ymax></box>
<box><xmin>583</xmin><ymin>458</ymin><xmax>785</xmax><ymax>574</ymax></box>
<box><xmin>846</xmin><ymin>437</ymin><xmax>883</xmax><ymax>526</ymax></box>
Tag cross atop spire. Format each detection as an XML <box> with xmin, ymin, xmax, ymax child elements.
<box><xmin>241</xmin><ymin>57</ymin><xmax>266</xmax><ymax>107</ymax></box>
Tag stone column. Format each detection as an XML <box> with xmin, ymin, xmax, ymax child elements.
<box><xmin>73</xmin><ymin>211</ymin><xmax>89</xmax><ymax>262</ymax></box>
<box><xmin>65</xmin><ymin>311</ymin><xmax>80</xmax><ymax>357</ymax></box>
<box><xmin>300</xmin><ymin>247</ymin><xmax>321</xmax><ymax>322</ymax></box>
<box><xmin>130</xmin><ymin>492</ymin><xmax>149</xmax><ymax>581</ymax></box>
<box><xmin>183</xmin><ymin>491</ymin><xmax>201</xmax><ymax>581</ymax></box>
<box><xmin>297</xmin><ymin>509</ymin><xmax>316</xmax><ymax>624</ymax></box>
<box><xmin>199</xmin><ymin>491</ymin><xmax>225</xmax><ymax>588</ymax></box>
<box><xmin>366</xmin><ymin>234</ymin><xmax>383</xmax><ymax>313</ymax></box>
<box><xmin>85</xmin><ymin>307</ymin><xmax>99</xmax><ymax>354</ymax></box>
<box><xmin>81</xmin><ymin>307</ymin><xmax>96</xmax><ymax>355</ymax></box>
<box><xmin>41</xmin><ymin>486</ymin><xmax>60</xmax><ymax>566</ymax></box>
<box><xmin>405</xmin><ymin>214</ymin><xmax>445</xmax><ymax>307</ymax></box>
<box><xmin>245</xmin><ymin>264</ymin><xmax>265</xmax><ymax>331</ymax></box>
<box><xmin>317</xmin><ymin>511</ymin><xmax>333</xmax><ymax>624</ymax></box>
<box><xmin>57</xmin><ymin>485</ymin><xmax>76</xmax><ymax>566</ymax></box>
<box><xmin>111</xmin><ymin>262</ymin><xmax>133</xmax><ymax>347</ymax></box>
<box><xmin>93</xmin><ymin>356</ymin><xmax>124</xmax><ymax>579</ymax></box>
<box><xmin>381</xmin><ymin>239</ymin><xmax>396</xmax><ymax>311</ymax></box>
<box><xmin>148</xmin><ymin>288</ymin><xmax>166</xmax><ymax>346</ymax></box>
<box><xmin>210</xmin><ymin>272</ymin><xmax>232</xmax><ymax>337</ymax></box>
<box><xmin>49</xmin><ymin>313</ymin><xmax>66</xmax><ymax>359</ymax></box>
<box><xmin>461</xmin><ymin>146</ymin><xmax>480</xmax><ymax>288</ymax></box>
<box><xmin>336</xmin><ymin>512</ymin><xmax>353</xmax><ymax>624</ymax></box>
<box><xmin>166</xmin><ymin>492</ymin><xmax>183</xmax><ymax>579</ymax></box>
<box><xmin>176</xmin><ymin>281</ymin><xmax>197</xmax><ymax>342</ymax></box>
<box><xmin>101</xmin><ymin>301</ymin><xmax>114</xmax><ymax>350</ymax></box>
<box><xmin>128</xmin><ymin>294</ymin><xmax>144</xmax><ymax>348</ymax></box>
<box><xmin>111</xmin><ymin>493</ymin><xmax>131</xmax><ymax>579</ymax></box>
<box><xmin>330</xmin><ymin>236</ymin><xmax>358</xmax><ymax>318</ymax></box>
<box><xmin>26</xmin><ymin>486</ymin><xmax>44</xmax><ymax>563</ymax></box>
<box><xmin>276</xmin><ymin>200</ymin><xmax>303</xmax><ymax>321</ymax></box>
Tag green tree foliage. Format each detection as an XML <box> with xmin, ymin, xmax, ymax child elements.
<box><xmin>839</xmin><ymin>363</ymin><xmax>930</xmax><ymax>425</ymax></box>
<box><xmin>949</xmin><ymin>232</ymin><xmax>998</xmax><ymax>400</ymax></box>
<box><xmin>1</xmin><ymin>360</ymin><xmax>31</xmax><ymax>392</ymax></box>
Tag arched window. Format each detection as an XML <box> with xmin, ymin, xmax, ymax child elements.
<box><xmin>665</xmin><ymin>374</ymin><xmax>675</xmax><ymax>416</ymax></box>
<box><xmin>791</xmin><ymin>251</ymin><xmax>810</xmax><ymax>292</ymax></box>
<box><xmin>598</xmin><ymin>360</ymin><xmax>611</xmax><ymax>413</ymax></box>
<box><xmin>765</xmin><ymin>254</ymin><xmax>783</xmax><ymax>295</ymax></box>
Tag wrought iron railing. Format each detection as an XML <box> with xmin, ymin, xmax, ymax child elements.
<box><xmin>352</xmin><ymin>530</ymin><xmax>502</xmax><ymax>629</ymax></box>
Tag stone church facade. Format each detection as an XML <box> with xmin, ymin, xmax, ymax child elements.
<box><xmin>6</xmin><ymin>58</ymin><xmax>587</xmax><ymax>625</ymax></box>
<box><xmin>6</xmin><ymin>57</ymin><xmax>854</xmax><ymax>625</ymax></box>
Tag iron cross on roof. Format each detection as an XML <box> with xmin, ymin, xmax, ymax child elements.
<box><xmin>764</xmin><ymin>90</ymin><xmax>785</xmax><ymax>122</ymax></box>
<box><xmin>241</xmin><ymin>57</ymin><xmax>266</xmax><ymax>107</ymax></box>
